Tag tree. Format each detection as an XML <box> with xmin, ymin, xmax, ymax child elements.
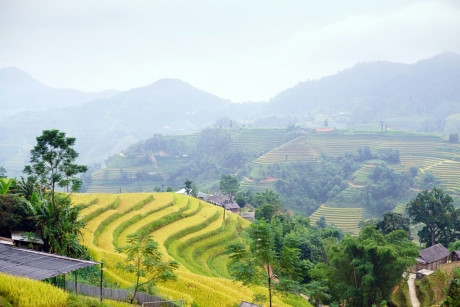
<box><xmin>184</xmin><ymin>179</ymin><xmax>193</xmax><ymax>195</ymax></box>
<box><xmin>0</xmin><ymin>166</ymin><xmax>6</xmax><ymax>178</ymax></box>
<box><xmin>227</xmin><ymin>220</ymin><xmax>309</xmax><ymax>307</ymax></box>
<box><xmin>377</xmin><ymin>211</ymin><xmax>410</xmax><ymax>236</ymax></box>
<box><xmin>406</xmin><ymin>188</ymin><xmax>457</xmax><ymax>247</ymax></box>
<box><xmin>23</xmin><ymin>129</ymin><xmax>88</xmax><ymax>224</ymax></box>
<box><xmin>315</xmin><ymin>216</ymin><xmax>327</xmax><ymax>229</ymax></box>
<box><xmin>27</xmin><ymin>192</ymin><xmax>86</xmax><ymax>257</ymax></box>
<box><xmin>0</xmin><ymin>194</ymin><xmax>36</xmax><ymax>237</ymax></box>
<box><xmin>312</xmin><ymin>226</ymin><xmax>418</xmax><ymax>306</ymax></box>
<box><xmin>219</xmin><ymin>174</ymin><xmax>240</xmax><ymax>201</ymax></box>
<box><xmin>305</xmin><ymin>280</ymin><xmax>332</xmax><ymax>307</ymax></box>
<box><xmin>252</xmin><ymin>189</ymin><xmax>282</xmax><ymax>208</ymax></box>
<box><xmin>116</xmin><ymin>232</ymin><xmax>179</xmax><ymax>304</ymax></box>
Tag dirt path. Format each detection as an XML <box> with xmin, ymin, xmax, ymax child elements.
<box><xmin>348</xmin><ymin>181</ymin><xmax>364</xmax><ymax>188</ymax></box>
<box><xmin>407</xmin><ymin>273</ymin><xmax>420</xmax><ymax>307</ymax></box>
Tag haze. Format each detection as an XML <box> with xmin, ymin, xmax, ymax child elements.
<box><xmin>1</xmin><ymin>0</ymin><xmax>460</xmax><ymax>102</ymax></box>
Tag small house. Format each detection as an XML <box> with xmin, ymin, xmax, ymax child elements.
<box><xmin>11</xmin><ymin>230</ymin><xmax>44</xmax><ymax>250</ymax></box>
<box><xmin>414</xmin><ymin>244</ymin><xmax>450</xmax><ymax>272</ymax></box>
<box><xmin>452</xmin><ymin>250</ymin><xmax>460</xmax><ymax>262</ymax></box>
<box><xmin>208</xmin><ymin>195</ymin><xmax>240</xmax><ymax>213</ymax></box>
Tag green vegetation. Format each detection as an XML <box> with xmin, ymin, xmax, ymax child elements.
<box><xmin>85</xmin><ymin>129</ymin><xmax>460</xmax><ymax>234</ymax></box>
<box><xmin>406</xmin><ymin>188</ymin><xmax>460</xmax><ymax>247</ymax></box>
<box><xmin>116</xmin><ymin>232</ymin><xmax>179</xmax><ymax>304</ymax></box>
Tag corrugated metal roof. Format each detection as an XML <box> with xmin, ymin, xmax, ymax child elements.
<box><xmin>0</xmin><ymin>243</ymin><xmax>99</xmax><ymax>280</ymax></box>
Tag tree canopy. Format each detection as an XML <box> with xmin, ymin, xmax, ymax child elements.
<box><xmin>116</xmin><ymin>232</ymin><xmax>179</xmax><ymax>304</ymax></box>
<box><xmin>406</xmin><ymin>188</ymin><xmax>459</xmax><ymax>247</ymax></box>
<box><xmin>311</xmin><ymin>226</ymin><xmax>418</xmax><ymax>306</ymax></box>
<box><xmin>23</xmin><ymin>129</ymin><xmax>87</xmax><ymax>212</ymax></box>
<box><xmin>219</xmin><ymin>174</ymin><xmax>240</xmax><ymax>201</ymax></box>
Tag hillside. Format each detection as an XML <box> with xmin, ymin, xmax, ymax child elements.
<box><xmin>1</xmin><ymin>52</ymin><xmax>460</xmax><ymax>178</ymax></box>
<box><xmin>85</xmin><ymin>129</ymin><xmax>460</xmax><ymax>235</ymax></box>
<box><xmin>73</xmin><ymin>192</ymin><xmax>310</xmax><ymax>307</ymax></box>
<box><xmin>266</xmin><ymin>52</ymin><xmax>460</xmax><ymax>132</ymax></box>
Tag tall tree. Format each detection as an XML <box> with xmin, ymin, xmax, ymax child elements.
<box><xmin>312</xmin><ymin>226</ymin><xmax>418</xmax><ymax>306</ymax></box>
<box><xmin>219</xmin><ymin>174</ymin><xmax>240</xmax><ymax>201</ymax></box>
<box><xmin>406</xmin><ymin>188</ymin><xmax>457</xmax><ymax>246</ymax></box>
<box><xmin>116</xmin><ymin>232</ymin><xmax>179</xmax><ymax>304</ymax></box>
<box><xmin>23</xmin><ymin>129</ymin><xmax>87</xmax><ymax>224</ymax></box>
<box><xmin>377</xmin><ymin>211</ymin><xmax>410</xmax><ymax>236</ymax></box>
<box><xmin>184</xmin><ymin>179</ymin><xmax>193</xmax><ymax>195</ymax></box>
<box><xmin>227</xmin><ymin>219</ymin><xmax>309</xmax><ymax>306</ymax></box>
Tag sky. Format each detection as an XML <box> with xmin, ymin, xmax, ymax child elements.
<box><xmin>1</xmin><ymin>0</ymin><xmax>460</xmax><ymax>102</ymax></box>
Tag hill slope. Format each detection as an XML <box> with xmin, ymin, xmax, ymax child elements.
<box><xmin>2</xmin><ymin>52</ymin><xmax>460</xmax><ymax>178</ymax></box>
<box><xmin>74</xmin><ymin>192</ymin><xmax>310</xmax><ymax>307</ymax></box>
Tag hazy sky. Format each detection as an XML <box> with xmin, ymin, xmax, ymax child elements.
<box><xmin>1</xmin><ymin>0</ymin><xmax>460</xmax><ymax>102</ymax></box>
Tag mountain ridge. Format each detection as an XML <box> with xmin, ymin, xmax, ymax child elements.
<box><xmin>1</xmin><ymin>52</ymin><xmax>460</xmax><ymax>177</ymax></box>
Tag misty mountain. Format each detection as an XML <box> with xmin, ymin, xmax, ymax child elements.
<box><xmin>1</xmin><ymin>52</ymin><xmax>460</xmax><ymax>177</ymax></box>
<box><xmin>0</xmin><ymin>67</ymin><xmax>120</xmax><ymax>116</ymax></box>
<box><xmin>265</xmin><ymin>52</ymin><xmax>460</xmax><ymax>131</ymax></box>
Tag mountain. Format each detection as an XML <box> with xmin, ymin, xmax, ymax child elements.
<box><xmin>264</xmin><ymin>52</ymin><xmax>460</xmax><ymax>131</ymax></box>
<box><xmin>1</xmin><ymin>52</ymin><xmax>460</xmax><ymax>177</ymax></box>
<box><xmin>0</xmin><ymin>76</ymin><xmax>247</xmax><ymax>175</ymax></box>
<box><xmin>0</xmin><ymin>67</ymin><xmax>120</xmax><ymax>116</ymax></box>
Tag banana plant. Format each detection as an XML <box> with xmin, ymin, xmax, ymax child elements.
<box><xmin>0</xmin><ymin>178</ymin><xmax>12</xmax><ymax>194</ymax></box>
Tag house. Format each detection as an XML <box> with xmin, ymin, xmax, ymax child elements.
<box><xmin>452</xmin><ymin>250</ymin><xmax>460</xmax><ymax>262</ymax></box>
<box><xmin>207</xmin><ymin>195</ymin><xmax>240</xmax><ymax>213</ymax></box>
<box><xmin>11</xmin><ymin>230</ymin><xmax>44</xmax><ymax>250</ymax></box>
<box><xmin>414</xmin><ymin>244</ymin><xmax>450</xmax><ymax>272</ymax></box>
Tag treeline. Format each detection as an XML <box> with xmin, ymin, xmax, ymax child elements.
<box><xmin>102</xmin><ymin>130</ymin><xmax>440</xmax><ymax>218</ymax></box>
<box><xmin>227</xmin><ymin>189</ymin><xmax>422</xmax><ymax>307</ymax></box>
<box><xmin>242</xmin><ymin>146</ymin><xmax>420</xmax><ymax>216</ymax></box>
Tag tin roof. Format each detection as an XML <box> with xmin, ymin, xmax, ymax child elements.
<box><xmin>0</xmin><ymin>243</ymin><xmax>99</xmax><ymax>280</ymax></box>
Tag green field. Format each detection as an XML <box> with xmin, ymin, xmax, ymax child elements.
<box><xmin>85</xmin><ymin>130</ymin><xmax>460</xmax><ymax>236</ymax></box>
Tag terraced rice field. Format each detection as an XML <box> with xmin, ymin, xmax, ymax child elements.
<box><xmin>73</xmin><ymin>192</ymin><xmax>310</xmax><ymax>307</ymax></box>
<box><xmin>251</xmin><ymin>132</ymin><xmax>460</xmax><ymax>195</ymax></box>
<box><xmin>252</xmin><ymin>137</ymin><xmax>319</xmax><ymax>165</ymax></box>
<box><xmin>229</xmin><ymin>128</ymin><xmax>288</xmax><ymax>155</ymax></box>
<box><xmin>309</xmin><ymin>204</ymin><xmax>364</xmax><ymax>235</ymax></box>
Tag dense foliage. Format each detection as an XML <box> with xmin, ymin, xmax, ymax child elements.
<box><xmin>406</xmin><ymin>188</ymin><xmax>460</xmax><ymax>247</ymax></box>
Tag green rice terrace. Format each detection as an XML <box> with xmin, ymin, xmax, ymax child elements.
<box><xmin>87</xmin><ymin>129</ymin><xmax>460</xmax><ymax>235</ymax></box>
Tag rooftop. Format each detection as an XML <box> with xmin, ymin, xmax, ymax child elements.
<box><xmin>0</xmin><ymin>243</ymin><xmax>99</xmax><ymax>280</ymax></box>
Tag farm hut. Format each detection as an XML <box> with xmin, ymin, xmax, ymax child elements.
<box><xmin>11</xmin><ymin>230</ymin><xmax>44</xmax><ymax>250</ymax></box>
<box><xmin>414</xmin><ymin>244</ymin><xmax>450</xmax><ymax>272</ymax></box>
<box><xmin>452</xmin><ymin>250</ymin><xmax>460</xmax><ymax>262</ymax></box>
<box><xmin>208</xmin><ymin>195</ymin><xmax>240</xmax><ymax>213</ymax></box>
